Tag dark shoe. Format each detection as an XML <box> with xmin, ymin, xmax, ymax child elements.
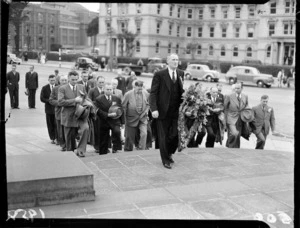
<box><xmin>61</xmin><ymin>148</ymin><xmax>66</xmax><ymax>151</ymax></box>
<box><xmin>95</xmin><ymin>150</ymin><xmax>99</xmax><ymax>153</ymax></box>
<box><xmin>51</xmin><ymin>140</ymin><xmax>55</xmax><ymax>144</ymax></box>
<box><xmin>124</xmin><ymin>149</ymin><xmax>132</xmax><ymax>152</ymax></box>
<box><xmin>163</xmin><ymin>163</ymin><xmax>172</xmax><ymax>169</ymax></box>
<box><xmin>112</xmin><ymin>150</ymin><xmax>119</xmax><ymax>153</ymax></box>
<box><xmin>15</xmin><ymin>107</ymin><xmax>20</xmax><ymax>109</ymax></box>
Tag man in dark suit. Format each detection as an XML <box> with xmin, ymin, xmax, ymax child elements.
<box><xmin>77</xmin><ymin>70</ymin><xmax>94</xmax><ymax>94</ymax></box>
<box><xmin>49</xmin><ymin>75</ymin><xmax>68</xmax><ymax>151</ymax></box>
<box><xmin>25</xmin><ymin>65</ymin><xmax>39</xmax><ymax>109</ymax></box>
<box><xmin>40</xmin><ymin>75</ymin><xmax>57</xmax><ymax>144</ymax></box>
<box><xmin>58</xmin><ymin>71</ymin><xmax>88</xmax><ymax>156</ymax></box>
<box><xmin>115</xmin><ymin>70</ymin><xmax>126</xmax><ymax>95</ymax></box>
<box><xmin>88</xmin><ymin>75</ymin><xmax>106</xmax><ymax>153</ymax></box>
<box><xmin>94</xmin><ymin>83</ymin><xmax>125</xmax><ymax>155</ymax></box>
<box><xmin>6</xmin><ymin>64</ymin><xmax>20</xmax><ymax>109</ymax></box>
<box><xmin>252</xmin><ymin>95</ymin><xmax>276</xmax><ymax>149</ymax></box>
<box><xmin>149</xmin><ymin>53</ymin><xmax>184</xmax><ymax>169</ymax></box>
<box><xmin>224</xmin><ymin>83</ymin><xmax>250</xmax><ymax>148</ymax></box>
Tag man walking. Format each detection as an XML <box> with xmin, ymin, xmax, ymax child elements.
<box><xmin>6</xmin><ymin>64</ymin><xmax>20</xmax><ymax>109</ymax></box>
<box><xmin>25</xmin><ymin>65</ymin><xmax>39</xmax><ymax>109</ymax></box>
<box><xmin>77</xmin><ymin>71</ymin><xmax>94</xmax><ymax>94</ymax></box>
<box><xmin>40</xmin><ymin>75</ymin><xmax>57</xmax><ymax>144</ymax></box>
<box><xmin>115</xmin><ymin>70</ymin><xmax>126</xmax><ymax>95</ymax></box>
<box><xmin>122</xmin><ymin>80</ymin><xmax>149</xmax><ymax>151</ymax></box>
<box><xmin>252</xmin><ymin>95</ymin><xmax>276</xmax><ymax>149</ymax></box>
<box><xmin>149</xmin><ymin>53</ymin><xmax>184</xmax><ymax>169</ymax></box>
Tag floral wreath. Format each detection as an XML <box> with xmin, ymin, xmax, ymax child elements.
<box><xmin>178</xmin><ymin>84</ymin><xmax>210</xmax><ymax>152</ymax></box>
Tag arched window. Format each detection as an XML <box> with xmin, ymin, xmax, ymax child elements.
<box><xmin>168</xmin><ymin>43</ymin><xmax>172</xmax><ymax>54</ymax></box>
<box><xmin>197</xmin><ymin>45</ymin><xmax>202</xmax><ymax>55</ymax></box>
<box><xmin>266</xmin><ymin>45</ymin><xmax>271</xmax><ymax>58</ymax></box>
<box><xmin>233</xmin><ymin>46</ymin><xmax>238</xmax><ymax>57</ymax></box>
<box><xmin>246</xmin><ymin>47</ymin><xmax>252</xmax><ymax>57</ymax></box>
<box><xmin>209</xmin><ymin>45</ymin><xmax>214</xmax><ymax>56</ymax></box>
<box><xmin>155</xmin><ymin>42</ymin><xmax>160</xmax><ymax>53</ymax></box>
<box><xmin>136</xmin><ymin>41</ymin><xmax>140</xmax><ymax>53</ymax></box>
<box><xmin>220</xmin><ymin>46</ymin><xmax>226</xmax><ymax>56</ymax></box>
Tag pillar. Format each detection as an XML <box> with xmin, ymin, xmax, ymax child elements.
<box><xmin>279</xmin><ymin>42</ymin><xmax>284</xmax><ymax>65</ymax></box>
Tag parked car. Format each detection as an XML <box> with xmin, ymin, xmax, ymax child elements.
<box><xmin>225</xmin><ymin>66</ymin><xmax>274</xmax><ymax>88</ymax></box>
<box><xmin>241</xmin><ymin>59</ymin><xmax>262</xmax><ymax>65</ymax></box>
<box><xmin>7</xmin><ymin>53</ymin><xmax>22</xmax><ymax>65</ymax></box>
<box><xmin>184</xmin><ymin>64</ymin><xmax>220</xmax><ymax>82</ymax></box>
<box><xmin>75</xmin><ymin>57</ymin><xmax>99</xmax><ymax>71</ymax></box>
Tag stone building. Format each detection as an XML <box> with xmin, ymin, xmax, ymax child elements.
<box><xmin>97</xmin><ymin>1</ymin><xmax>295</xmax><ymax>65</ymax></box>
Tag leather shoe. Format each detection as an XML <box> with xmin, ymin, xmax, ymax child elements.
<box><xmin>51</xmin><ymin>140</ymin><xmax>55</xmax><ymax>144</ymax></box>
<box><xmin>61</xmin><ymin>148</ymin><xmax>66</xmax><ymax>151</ymax></box>
<box><xmin>163</xmin><ymin>163</ymin><xmax>172</xmax><ymax>169</ymax></box>
<box><xmin>112</xmin><ymin>150</ymin><xmax>119</xmax><ymax>153</ymax></box>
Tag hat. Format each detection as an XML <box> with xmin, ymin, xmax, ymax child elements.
<box><xmin>75</xmin><ymin>104</ymin><xmax>89</xmax><ymax>120</ymax></box>
<box><xmin>240</xmin><ymin>108</ymin><xmax>255</xmax><ymax>123</ymax></box>
<box><xmin>108</xmin><ymin>104</ymin><xmax>122</xmax><ymax>119</ymax></box>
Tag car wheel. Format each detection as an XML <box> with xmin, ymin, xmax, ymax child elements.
<box><xmin>123</xmin><ymin>67</ymin><xmax>131</xmax><ymax>75</ymax></box>
<box><xmin>185</xmin><ymin>73</ymin><xmax>191</xmax><ymax>80</ymax></box>
<box><xmin>206</xmin><ymin>76</ymin><xmax>212</xmax><ymax>82</ymax></box>
<box><xmin>257</xmin><ymin>80</ymin><xmax>264</xmax><ymax>87</ymax></box>
<box><xmin>229</xmin><ymin>78</ymin><xmax>235</xmax><ymax>85</ymax></box>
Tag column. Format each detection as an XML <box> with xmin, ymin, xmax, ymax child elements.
<box><xmin>279</xmin><ymin>42</ymin><xmax>284</xmax><ymax>65</ymax></box>
<box><xmin>270</xmin><ymin>42</ymin><xmax>274</xmax><ymax>64</ymax></box>
<box><xmin>292</xmin><ymin>44</ymin><xmax>295</xmax><ymax>66</ymax></box>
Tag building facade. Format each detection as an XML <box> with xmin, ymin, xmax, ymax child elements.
<box><xmin>19</xmin><ymin>3</ymin><xmax>98</xmax><ymax>52</ymax></box>
<box><xmin>97</xmin><ymin>1</ymin><xmax>295</xmax><ymax>65</ymax></box>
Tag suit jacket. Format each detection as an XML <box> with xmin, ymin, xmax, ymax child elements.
<box><xmin>58</xmin><ymin>84</ymin><xmax>86</xmax><ymax>127</ymax></box>
<box><xmin>224</xmin><ymin>93</ymin><xmax>250</xmax><ymax>125</ymax></box>
<box><xmin>113</xmin><ymin>88</ymin><xmax>123</xmax><ymax>100</ymax></box>
<box><xmin>49</xmin><ymin>85</ymin><xmax>62</xmax><ymax>120</ymax></box>
<box><xmin>25</xmin><ymin>71</ymin><xmax>38</xmax><ymax>89</ymax></box>
<box><xmin>252</xmin><ymin>104</ymin><xmax>275</xmax><ymax>135</ymax></box>
<box><xmin>7</xmin><ymin>71</ymin><xmax>20</xmax><ymax>89</ymax></box>
<box><xmin>77</xmin><ymin>80</ymin><xmax>94</xmax><ymax>94</ymax></box>
<box><xmin>94</xmin><ymin>94</ymin><xmax>125</xmax><ymax>127</ymax></box>
<box><xmin>40</xmin><ymin>84</ymin><xmax>55</xmax><ymax>114</ymax></box>
<box><xmin>88</xmin><ymin>86</ymin><xmax>104</xmax><ymax>104</ymax></box>
<box><xmin>115</xmin><ymin>76</ymin><xmax>126</xmax><ymax>95</ymax></box>
<box><xmin>217</xmin><ymin>92</ymin><xmax>224</xmax><ymax>101</ymax></box>
<box><xmin>122</xmin><ymin>89</ymin><xmax>149</xmax><ymax>127</ymax></box>
<box><xmin>149</xmin><ymin>68</ymin><xmax>184</xmax><ymax>119</ymax></box>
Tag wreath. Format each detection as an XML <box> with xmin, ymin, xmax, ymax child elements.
<box><xmin>178</xmin><ymin>83</ymin><xmax>210</xmax><ymax>152</ymax></box>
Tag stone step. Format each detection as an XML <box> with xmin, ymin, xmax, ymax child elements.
<box><xmin>7</xmin><ymin>152</ymin><xmax>95</xmax><ymax>210</ymax></box>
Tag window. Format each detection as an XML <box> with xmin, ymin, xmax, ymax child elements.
<box><xmin>246</xmin><ymin>47</ymin><xmax>252</xmax><ymax>57</ymax></box>
<box><xmin>221</xmin><ymin>46</ymin><xmax>226</xmax><ymax>56</ymax></box>
<box><xmin>199</xmin><ymin>8</ymin><xmax>203</xmax><ymax>19</ymax></box>
<box><xmin>222</xmin><ymin>7</ymin><xmax>228</xmax><ymax>18</ymax></box>
<box><xmin>120</xmin><ymin>3</ymin><xmax>127</xmax><ymax>15</ymax></box>
<box><xmin>168</xmin><ymin>43</ymin><xmax>172</xmax><ymax>54</ymax></box>
<box><xmin>175</xmin><ymin>44</ymin><xmax>179</xmax><ymax>54</ymax></box>
<box><xmin>50</xmin><ymin>26</ymin><xmax>54</xmax><ymax>35</ymax></box>
<box><xmin>233</xmin><ymin>47</ymin><xmax>238</xmax><ymax>56</ymax></box>
<box><xmin>177</xmin><ymin>26</ymin><xmax>180</xmax><ymax>37</ymax></box>
<box><xmin>136</xmin><ymin>22</ymin><xmax>141</xmax><ymax>34</ymax></box>
<box><xmin>248</xmin><ymin>6</ymin><xmax>255</xmax><ymax>17</ymax></box>
<box><xmin>38</xmin><ymin>37</ymin><xmax>43</xmax><ymax>46</ymax></box>
<box><xmin>38</xmin><ymin>13</ymin><xmax>43</xmax><ymax>22</ymax></box>
<box><xmin>136</xmin><ymin>41</ymin><xmax>140</xmax><ymax>52</ymax></box>
<box><xmin>121</xmin><ymin>22</ymin><xmax>126</xmax><ymax>33</ymax></box>
<box><xmin>284</xmin><ymin>23</ymin><xmax>294</xmax><ymax>34</ymax></box>
<box><xmin>155</xmin><ymin>42</ymin><xmax>159</xmax><ymax>53</ymax></box>
<box><xmin>209</xmin><ymin>45</ymin><xmax>214</xmax><ymax>56</ymax></box>
<box><xmin>269</xmin><ymin>24</ymin><xmax>275</xmax><ymax>36</ymax></box>
<box><xmin>136</xmin><ymin>4</ymin><xmax>141</xmax><ymax>14</ymax></box>
<box><xmin>290</xmin><ymin>23</ymin><xmax>294</xmax><ymax>34</ymax></box>
<box><xmin>38</xmin><ymin>25</ymin><xmax>43</xmax><ymax>34</ymax></box>
<box><xmin>156</xmin><ymin>23</ymin><xmax>160</xmax><ymax>34</ymax></box>
<box><xmin>248</xmin><ymin>27</ymin><xmax>254</xmax><ymax>38</ymax></box>
<box><xmin>210</xmin><ymin>7</ymin><xmax>215</xmax><ymax>18</ymax></box>
<box><xmin>235</xmin><ymin>27</ymin><xmax>240</xmax><ymax>38</ymax></box>
<box><xmin>187</xmin><ymin>27</ymin><xmax>192</xmax><ymax>37</ymax></box>
<box><xmin>285</xmin><ymin>0</ymin><xmax>290</xmax><ymax>13</ymax></box>
<box><xmin>235</xmin><ymin>6</ymin><xmax>241</xmax><ymax>18</ymax></box>
<box><xmin>270</xmin><ymin>2</ymin><xmax>276</xmax><ymax>14</ymax></box>
<box><xmin>157</xmin><ymin>4</ymin><xmax>161</xmax><ymax>14</ymax></box>
<box><xmin>50</xmin><ymin>14</ymin><xmax>54</xmax><ymax>23</ymax></box>
<box><xmin>186</xmin><ymin>45</ymin><xmax>191</xmax><ymax>54</ymax></box>
<box><xmin>266</xmin><ymin>46</ymin><xmax>271</xmax><ymax>58</ymax></box>
<box><xmin>106</xmin><ymin>22</ymin><xmax>111</xmax><ymax>33</ymax></box>
<box><xmin>222</xmin><ymin>28</ymin><xmax>227</xmax><ymax>38</ymax></box>
<box><xmin>169</xmin><ymin>5</ymin><xmax>173</xmax><ymax>16</ymax></box>
<box><xmin>169</xmin><ymin>24</ymin><xmax>173</xmax><ymax>36</ymax></box>
<box><xmin>210</xmin><ymin>27</ymin><xmax>214</xmax><ymax>37</ymax></box>
<box><xmin>198</xmin><ymin>27</ymin><xmax>202</xmax><ymax>37</ymax></box>
<box><xmin>197</xmin><ymin>45</ymin><xmax>202</xmax><ymax>55</ymax></box>
<box><xmin>187</xmin><ymin>9</ymin><xmax>193</xmax><ymax>19</ymax></box>
<box><xmin>177</xmin><ymin>7</ymin><xmax>181</xmax><ymax>18</ymax></box>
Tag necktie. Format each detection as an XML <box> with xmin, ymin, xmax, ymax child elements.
<box><xmin>172</xmin><ymin>71</ymin><xmax>176</xmax><ymax>83</ymax></box>
<box><xmin>73</xmin><ymin>85</ymin><xmax>76</xmax><ymax>94</ymax></box>
<box><xmin>51</xmin><ymin>85</ymin><xmax>53</xmax><ymax>92</ymax></box>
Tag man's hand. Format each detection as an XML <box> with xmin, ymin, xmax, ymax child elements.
<box><xmin>152</xmin><ymin>111</ymin><xmax>159</xmax><ymax>118</ymax></box>
<box><xmin>75</xmin><ymin>96</ymin><xmax>83</xmax><ymax>103</ymax></box>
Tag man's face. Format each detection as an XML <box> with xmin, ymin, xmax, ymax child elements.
<box><xmin>49</xmin><ymin>78</ymin><xmax>56</xmax><ymax>85</ymax></box>
<box><xmin>134</xmin><ymin>85</ymin><xmax>143</xmax><ymax>92</ymax></box>
<box><xmin>167</xmin><ymin>54</ymin><xmax>179</xmax><ymax>70</ymax></box>
<box><xmin>112</xmin><ymin>81</ymin><xmax>118</xmax><ymax>89</ymax></box>
<box><xmin>29</xmin><ymin>66</ymin><xmax>34</xmax><ymax>72</ymax></box>
<box><xmin>211</xmin><ymin>88</ymin><xmax>218</xmax><ymax>98</ymax></box>
<box><xmin>12</xmin><ymin>65</ymin><xmax>16</xmax><ymax>72</ymax></box>
<box><xmin>217</xmin><ymin>84</ymin><xmax>222</xmax><ymax>92</ymax></box>
<box><xmin>69</xmin><ymin>75</ymin><xmax>79</xmax><ymax>86</ymax></box>
<box><xmin>97</xmin><ymin>79</ymin><xmax>105</xmax><ymax>88</ymax></box>
<box><xmin>105</xmin><ymin>85</ymin><xmax>113</xmax><ymax>96</ymax></box>
<box><xmin>234</xmin><ymin>85</ymin><xmax>242</xmax><ymax>94</ymax></box>
<box><xmin>60</xmin><ymin>77</ymin><xmax>68</xmax><ymax>85</ymax></box>
<box><xmin>81</xmin><ymin>74</ymin><xmax>89</xmax><ymax>82</ymax></box>
<box><xmin>261</xmin><ymin>98</ymin><xmax>268</xmax><ymax>107</ymax></box>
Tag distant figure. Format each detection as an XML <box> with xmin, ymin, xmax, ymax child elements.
<box><xmin>100</xmin><ymin>57</ymin><xmax>106</xmax><ymax>71</ymax></box>
<box><xmin>125</xmin><ymin>71</ymin><xmax>137</xmax><ymax>92</ymax></box>
<box><xmin>288</xmin><ymin>56</ymin><xmax>293</xmax><ymax>65</ymax></box>
<box><xmin>277</xmin><ymin>69</ymin><xmax>284</xmax><ymax>88</ymax></box>
<box><xmin>286</xmin><ymin>68</ymin><xmax>293</xmax><ymax>88</ymax></box>
<box><xmin>54</xmin><ymin>69</ymin><xmax>60</xmax><ymax>86</ymax></box>
<box><xmin>25</xmin><ymin>65</ymin><xmax>39</xmax><ymax>109</ymax></box>
<box><xmin>6</xmin><ymin>64</ymin><xmax>20</xmax><ymax>109</ymax></box>
<box><xmin>40</xmin><ymin>53</ymin><xmax>46</xmax><ymax>64</ymax></box>
<box><xmin>24</xmin><ymin>52</ymin><xmax>28</xmax><ymax>62</ymax></box>
<box><xmin>115</xmin><ymin>70</ymin><xmax>126</xmax><ymax>95</ymax></box>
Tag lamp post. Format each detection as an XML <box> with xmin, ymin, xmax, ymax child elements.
<box><xmin>108</xmin><ymin>6</ymin><xmax>113</xmax><ymax>72</ymax></box>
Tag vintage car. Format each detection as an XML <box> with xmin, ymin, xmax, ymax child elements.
<box><xmin>75</xmin><ymin>57</ymin><xmax>99</xmax><ymax>71</ymax></box>
<box><xmin>184</xmin><ymin>64</ymin><xmax>220</xmax><ymax>82</ymax></box>
<box><xmin>7</xmin><ymin>53</ymin><xmax>22</xmax><ymax>65</ymax></box>
<box><xmin>225</xmin><ymin>66</ymin><xmax>274</xmax><ymax>88</ymax></box>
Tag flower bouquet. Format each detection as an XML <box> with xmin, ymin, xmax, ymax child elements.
<box><xmin>177</xmin><ymin>83</ymin><xmax>209</xmax><ymax>152</ymax></box>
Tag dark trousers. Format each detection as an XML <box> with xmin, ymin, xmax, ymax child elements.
<box><xmin>64</xmin><ymin>126</ymin><xmax>77</xmax><ymax>151</ymax></box>
<box><xmin>187</xmin><ymin>125</ymin><xmax>206</xmax><ymax>148</ymax></box>
<box><xmin>156</xmin><ymin>117</ymin><xmax>178</xmax><ymax>165</ymax></box>
<box><xmin>255</xmin><ymin>128</ymin><xmax>267</xmax><ymax>150</ymax></box>
<box><xmin>93</xmin><ymin>118</ymin><xmax>100</xmax><ymax>150</ymax></box>
<box><xmin>46</xmin><ymin>113</ymin><xmax>57</xmax><ymax>141</ymax></box>
<box><xmin>8</xmin><ymin>86</ymin><xmax>19</xmax><ymax>108</ymax></box>
<box><xmin>99</xmin><ymin>124</ymin><xmax>121</xmax><ymax>154</ymax></box>
<box><xmin>56</xmin><ymin>119</ymin><xmax>65</xmax><ymax>149</ymax></box>
<box><xmin>28</xmin><ymin>89</ymin><xmax>36</xmax><ymax>108</ymax></box>
<box><xmin>226</xmin><ymin>118</ymin><xmax>242</xmax><ymax>148</ymax></box>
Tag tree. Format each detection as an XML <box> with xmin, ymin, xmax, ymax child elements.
<box><xmin>86</xmin><ymin>17</ymin><xmax>99</xmax><ymax>52</ymax></box>
<box><xmin>117</xmin><ymin>30</ymin><xmax>137</xmax><ymax>57</ymax></box>
<box><xmin>8</xmin><ymin>1</ymin><xmax>29</xmax><ymax>55</ymax></box>
<box><xmin>186</xmin><ymin>42</ymin><xmax>198</xmax><ymax>60</ymax></box>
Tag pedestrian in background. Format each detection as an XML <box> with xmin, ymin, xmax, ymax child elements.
<box><xmin>6</xmin><ymin>64</ymin><xmax>20</xmax><ymax>109</ymax></box>
<box><xmin>40</xmin><ymin>75</ymin><xmax>57</xmax><ymax>144</ymax></box>
<box><xmin>54</xmin><ymin>69</ymin><xmax>60</xmax><ymax>86</ymax></box>
<box><xmin>25</xmin><ymin>65</ymin><xmax>39</xmax><ymax>109</ymax></box>
<box><xmin>77</xmin><ymin>71</ymin><xmax>93</xmax><ymax>94</ymax></box>
<box><xmin>115</xmin><ymin>70</ymin><xmax>126</xmax><ymax>95</ymax></box>
<box><xmin>252</xmin><ymin>95</ymin><xmax>276</xmax><ymax>150</ymax></box>
<box><xmin>277</xmin><ymin>69</ymin><xmax>284</xmax><ymax>88</ymax></box>
<box><xmin>286</xmin><ymin>68</ymin><xmax>293</xmax><ymax>88</ymax></box>
<box><xmin>125</xmin><ymin>71</ymin><xmax>137</xmax><ymax>92</ymax></box>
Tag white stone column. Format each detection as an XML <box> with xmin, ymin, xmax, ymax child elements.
<box><xmin>279</xmin><ymin>42</ymin><xmax>284</xmax><ymax>65</ymax></box>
